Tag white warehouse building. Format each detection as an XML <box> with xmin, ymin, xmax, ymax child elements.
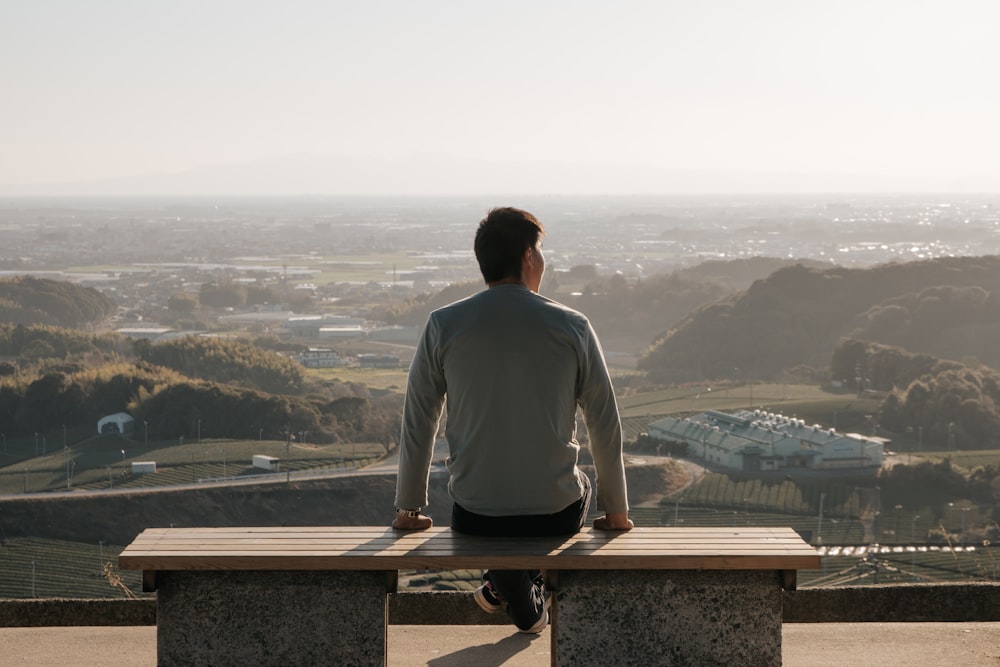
<box><xmin>647</xmin><ymin>409</ymin><xmax>885</xmax><ymax>472</ymax></box>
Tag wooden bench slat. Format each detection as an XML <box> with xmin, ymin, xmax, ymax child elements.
<box><xmin>132</xmin><ymin>526</ymin><xmax>803</xmax><ymax>536</ymax></box>
<box><xmin>123</xmin><ymin>537</ymin><xmax>812</xmax><ymax>551</ymax></box>
<box><xmin>120</xmin><ymin>554</ymin><xmax>817</xmax><ymax>571</ymax></box>
<box><xmin>119</xmin><ymin>526</ymin><xmax>820</xmax><ymax>572</ymax></box>
<box><xmin>129</xmin><ymin>545</ymin><xmax>811</xmax><ymax>552</ymax></box>
<box><xmin>120</xmin><ymin>538</ymin><xmax>815</xmax><ymax>550</ymax></box>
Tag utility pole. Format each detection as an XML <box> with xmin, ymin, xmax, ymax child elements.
<box><xmin>816</xmin><ymin>493</ymin><xmax>826</xmax><ymax>545</ymax></box>
<box><xmin>285</xmin><ymin>430</ymin><xmax>293</xmax><ymax>484</ymax></box>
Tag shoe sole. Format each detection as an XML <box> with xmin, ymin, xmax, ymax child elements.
<box><xmin>473</xmin><ymin>586</ymin><xmax>504</xmax><ymax>614</ymax></box>
<box><xmin>518</xmin><ymin>596</ymin><xmax>551</xmax><ymax>634</ymax></box>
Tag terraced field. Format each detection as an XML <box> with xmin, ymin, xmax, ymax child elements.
<box><xmin>0</xmin><ymin>537</ymin><xmax>145</xmax><ymax>599</ymax></box>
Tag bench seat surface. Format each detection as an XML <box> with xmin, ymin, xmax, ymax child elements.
<box><xmin>119</xmin><ymin>526</ymin><xmax>819</xmax><ymax>572</ymax></box>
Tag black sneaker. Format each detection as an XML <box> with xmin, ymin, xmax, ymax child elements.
<box><xmin>518</xmin><ymin>584</ymin><xmax>551</xmax><ymax>634</ymax></box>
<box><xmin>473</xmin><ymin>572</ymin><xmax>505</xmax><ymax>613</ymax></box>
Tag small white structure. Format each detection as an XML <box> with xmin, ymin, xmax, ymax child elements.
<box><xmin>132</xmin><ymin>461</ymin><xmax>157</xmax><ymax>474</ymax></box>
<box><xmin>98</xmin><ymin>412</ymin><xmax>135</xmax><ymax>435</ymax></box>
<box><xmin>253</xmin><ymin>454</ymin><xmax>279</xmax><ymax>471</ymax></box>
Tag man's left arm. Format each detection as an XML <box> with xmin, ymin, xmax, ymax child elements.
<box><xmin>577</xmin><ymin>320</ymin><xmax>631</xmax><ymax>531</ymax></box>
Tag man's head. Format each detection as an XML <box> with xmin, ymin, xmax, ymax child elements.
<box><xmin>474</xmin><ymin>207</ymin><xmax>546</xmax><ymax>289</ymax></box>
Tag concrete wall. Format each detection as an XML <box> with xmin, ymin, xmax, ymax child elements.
<box><xmin>4</xmin><ymin>583</ymin><xmax>1000</xmax><ymax>627</ymax></box>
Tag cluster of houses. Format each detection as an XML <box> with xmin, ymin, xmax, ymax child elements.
<box><xmin>291</xmin><ymin>348</ymin><xmax>400</xmax><ymax>369</ymax></box>
<box><xmin>647</xmin><ymin>409</ymin><xmax>886</xmax><ymax>472</ymax></box>
<box><xmin>113</xmin><ymin>310</ymin><xmax>410</xmax><ymax>370</ymax></box>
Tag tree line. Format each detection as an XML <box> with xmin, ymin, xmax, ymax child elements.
<box><xmin>0</xmin><ymin>326</ymin><xmax>400</xmax><ymax>446</ymax></box>
<box><xmin>833</xmin><ymin>338</ymin><xmax>1000</xmax><ymax>450</ymax></box>
<box><xmin>640</xmin><ymin>256</ymin><xmax>1000</xmax><ymax>382</ymax></box>
<box><xmin>0</xmin><ymin>276</ymin><xmax>117</xmax><ymax>328</ymax></box>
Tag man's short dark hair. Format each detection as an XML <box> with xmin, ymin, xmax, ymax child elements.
<box><xmin>474</xmin><ymin>207</ymin><xmax>546</xmax><ymax>283</ymax></box>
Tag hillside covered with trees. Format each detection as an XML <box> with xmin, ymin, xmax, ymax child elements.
<box><xmin>640</xmin><ymin>255</ymin><xmax>1000</xmax><ymax>382</ymax></box>
<box><xmin>0</xmin><ymin>325</ymin><xmax>400</xmax><ymax>446</ymax></box>
<box><xmin>0</xmin><ymin>276</ymin><xmax>116</xmax><ymax>328</ymax></box>
<box><xmin>832</xmin><ymin>338</ymin><xmax>1000</xmax><ymax>450</ymax></box>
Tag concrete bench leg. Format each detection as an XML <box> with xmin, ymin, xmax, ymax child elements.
<box><xmin>553</xmin><ymin>569</ymin><xmax>782</xmax><ymax>666</ymax></box>
<box><xmin>156</xmin><ymin>570</ymin><xmax>387</xmax><ymax>666</ymax></box>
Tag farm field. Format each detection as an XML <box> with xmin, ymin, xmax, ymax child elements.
<box><xmin>308</xmin><ymin>365</ymin><xmax>409</xmax><ymax>391</ymax></box>
<box><xmin>917</xmin><ymin>449</ymin><xmax>1000</xmax><ymax>469</ymax></box>
<box><xmin>0</xmin><ymin>435</ymin><xmax>386</xmax><ymax>494</ymax></box>
<box><xmin>0</xmin><ymin>537</ymin><xmax>145</xmax><ymax>599</ymax></box>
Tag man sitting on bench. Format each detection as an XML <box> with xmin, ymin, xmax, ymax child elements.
<box><xmin>393</xmin><ymin>206</ymin><xmax>633</xmax><ymax>634</ymax></box>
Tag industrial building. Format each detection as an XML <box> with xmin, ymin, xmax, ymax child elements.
<box><xmin>647</xmin><ymin>409</ymin><xmax>885</xmax><ymax>472</ymax></box>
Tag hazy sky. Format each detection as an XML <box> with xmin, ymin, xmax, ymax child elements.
<box><xmin>3</xmin><ymin>1</ymin><xmax>999</xmax><ymax>194</ymax></box>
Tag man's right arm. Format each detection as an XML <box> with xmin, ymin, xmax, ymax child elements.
<box><xmin>393</xmin><ymin>316</ymin><xmax>446</xmax><ymax>525</ymax></box>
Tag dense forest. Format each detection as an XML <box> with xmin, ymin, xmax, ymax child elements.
<box><xmin>134</xmin><ymin>336</ymin><xmax>306</xmax><ymax>395</ymax></box>
<box><xmin>0</xmin><ymin>276</ymin><xmax>117</xmax><ymax>328</ymax></box>
<box><xmin>639</xmin><ymin>256</ymin><xmax>1000</xmax><ymax>382</ymax></box>
<box><xmin>0</xmin><ymin>326</ymin><xmax>400</xmax><ymax>445</ymax></box>
<box><xmin>833</xmin><ymin>339</ymin><xmax>1000</xmax><ymax>449</ymax></box>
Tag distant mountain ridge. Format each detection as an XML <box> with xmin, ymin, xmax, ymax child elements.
<box><xmin>639</xmin><ymin>255</ymin><xmax>1000</xmax><ymax>382</ymax></box>
<box><xmin>0</xmin><ymin>153</ymin><xmax>923</xmax><ymax>197</ymax></box>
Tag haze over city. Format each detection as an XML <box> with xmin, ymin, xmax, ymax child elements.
<box><xmin>3</xmin><ymin>1</ymin><xmax>999</xmax><ymax>196</ymax></box>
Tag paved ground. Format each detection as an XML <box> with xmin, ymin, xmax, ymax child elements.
<box><xmin>4</xmin><ymin>623</ymin><xmax>1000</xmax><ymax>666</ymax></box>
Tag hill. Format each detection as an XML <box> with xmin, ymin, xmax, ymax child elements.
<box><xmin>0</xmin><ymin>276</ymin><xmax>116</xmax><ymax>328</ymax></box>
<box><xmin>640</xmin><ymin>255</ymin><xmax>1000</xmax><ymax>382</ymax></box>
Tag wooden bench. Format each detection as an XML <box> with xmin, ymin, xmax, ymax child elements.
<box><xmin>119</xmin><ymin>525</ymin><xmax>819</xmax><ymax>666</ymax></box>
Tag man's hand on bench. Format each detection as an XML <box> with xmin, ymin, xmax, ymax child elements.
<box><xmin>593</xmin><ymin>512</ymin><xmax>634</xmax><ymax>531</ymax></box>
<box><xmin>392</xmin><ymin>511</ymin><xmax>434</xmax><ymax>531</ymax></box>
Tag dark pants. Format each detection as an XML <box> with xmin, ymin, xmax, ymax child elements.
<box><xmin>451</xmin><ymin>474</ymin><xmax>592</xmax><ymax>630</ymax></box>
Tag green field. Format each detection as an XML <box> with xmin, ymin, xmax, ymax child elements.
<box><xmin>308</xmin><ymin>365</ymin><xmax>410</xmax><ymax>391</ymax></box>
<box><xmin>619</xmin><ymin>383</ymin><xmax>878</xmax><ymax>420</ymax></box>
<box><xmin>915</xmin><ymin>449</ymin><xmax>1000</xmax><ymax>469</ymax></box>
<box><xmin>0</xmin><ymin>435</ymin><xmax>386</xmax><ymax>494</ymax></box>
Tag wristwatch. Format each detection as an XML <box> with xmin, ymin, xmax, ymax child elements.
<box><xmin>395</xmin><ymin>507</ymin><xmax>422</xmax><ymax>518</ymax></box>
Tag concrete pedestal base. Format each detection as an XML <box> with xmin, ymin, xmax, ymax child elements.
<box><xmin>553</xmin><ymin>569</ymin><xmax>782</xmax><ymax>666</ymax></box>
<box><xmin>156</xmin><ymin>570</ymin><xmax>387</xmax><ymax>666</ymax></box>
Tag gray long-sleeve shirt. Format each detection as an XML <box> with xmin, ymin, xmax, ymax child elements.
<box><xmin>394</xmin><ymin>284</ymin><xmax>628</xmax><ymax>517</ymax></box>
